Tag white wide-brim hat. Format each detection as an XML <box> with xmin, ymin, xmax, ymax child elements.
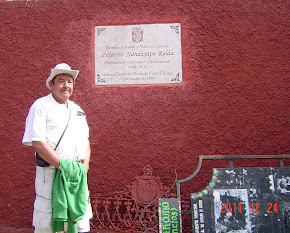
<box><xmin>46</xmin><ymin>63</ymin><xmax>79</xmax><ymax>90</ymax></box>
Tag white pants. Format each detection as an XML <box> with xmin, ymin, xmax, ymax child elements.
<box><xmin>33</xmin><ymin>166</ymin><xmax>92</xmax><ymax>233</ymax></box>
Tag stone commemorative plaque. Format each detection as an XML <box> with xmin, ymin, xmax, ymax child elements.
<box><xmin>94</xmin><ymin>23</ymin><xmax>182</xmax><ymax>85</ymax></box>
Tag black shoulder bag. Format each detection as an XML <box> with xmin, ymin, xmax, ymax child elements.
<box><xmin>35</xmin><ymin>109</ymin><xmax>71</xmax><ymax>167</ymax></box>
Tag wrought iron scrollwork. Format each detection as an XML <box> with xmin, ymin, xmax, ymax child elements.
<box><xmin>90</xmin><ymin>165</ymin><xmax>186</xmax><ymax>232</ymax></box>
<box><xmin>140</xmin><ymin>169</ymin><xmax>177</xmax><ymax>232</ymax></box>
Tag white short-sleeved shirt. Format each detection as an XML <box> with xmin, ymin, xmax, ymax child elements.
<box><xmin>22</xmin><ymin>93</ymin><xmax>89</xmax><ymax>161</ymax></box>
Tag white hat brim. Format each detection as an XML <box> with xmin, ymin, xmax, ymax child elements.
<box><xmin>46</xmin><ymin>68</ymin><xmax>79</xmax><ymax>90</ymax></box>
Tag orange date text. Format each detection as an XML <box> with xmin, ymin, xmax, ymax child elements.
<box><xmin>221</xmin><ymin>203</ymin><xmax>278</xmax><ymax>213</ymax></box>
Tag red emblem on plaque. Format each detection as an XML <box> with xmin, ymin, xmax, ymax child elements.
<box><xmin>132</xmin><ymin>27</ymin><xmax>143</xmax><ymax>43</ymax></box>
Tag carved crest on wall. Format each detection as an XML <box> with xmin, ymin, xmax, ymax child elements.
<box><xmin>130</xmin><ymin>165</ymin><xmax>164</xmax><ymax>205</ymax></box>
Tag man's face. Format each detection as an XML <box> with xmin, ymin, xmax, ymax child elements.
<box><xmin>49</xmin><ymin>74</ymin><xmax>74</xmax><ymax>104</ymax></box>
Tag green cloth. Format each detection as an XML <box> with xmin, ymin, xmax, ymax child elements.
<box><xmin>51</xmin><ymin>159</ymin><xmax>87</xmax><ymax>233</ymax></box>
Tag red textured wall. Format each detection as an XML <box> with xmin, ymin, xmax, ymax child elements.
<box><xmin>0</xmin><ymin>0</ymin><xmax>289</xmax><ymax>230</ymax></box>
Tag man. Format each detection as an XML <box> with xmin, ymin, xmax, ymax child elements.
<box><xmin>22</xmin><ymin>63</ymin><xmax>92</xmax><ymax>233</ymax></box>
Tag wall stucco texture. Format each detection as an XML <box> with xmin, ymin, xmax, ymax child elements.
<box><xmin>0</xmin><ymin>0</ymin><xmax>289</xmax><ymax>230</ymax></box>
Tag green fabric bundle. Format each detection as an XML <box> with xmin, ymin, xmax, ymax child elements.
<box><xmin>51</xmin><ymin>159</ymin><xmax>87</xmax><ymax>233</ymax></box>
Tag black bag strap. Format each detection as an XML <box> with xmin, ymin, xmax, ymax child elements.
<box><xmin>54</xmin><ymin>108</ymin><xmax>71</xmax><ymax>150</ymax></box>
